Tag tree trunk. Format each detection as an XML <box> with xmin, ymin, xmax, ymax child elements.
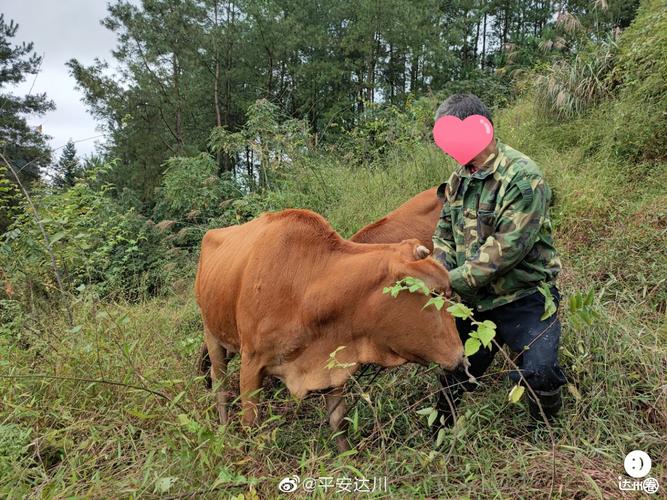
<box><xmin>366</xmin><ymin>42</ymin><xmax>374</xmax><ymax>102</ymax></box>
<box><xmin>266</xmin><ymin>47</ymin><xmax>273</xmax><ymax>96</ymax></box>
<box><xmin>221</xmin><ymin>1</ymin><xmax>235</xmax><ymax>173</ymax></box>
<box><xmin>474</xmin><ymin>15</ymin><xmax>480</xmax><ymax>64</ymax></box>
<box><xmin>481</xmin><ymin>12</ymin><xmax>487</xmax><ymax>69</ymax></box>
<box><xmin>213</xmin><ymin>1</ymin><xmax>222</xmax><ymax>129</ymax></box>
<box><xmin>172</xmin><ymin>52</ymin><xmax>183</xmax><ymax>149</ymax></box>
<box><xmin>389</xmin><ymin>43</ymin><xmax>395</xmax><ymax>102</ymax></box>
<box><xmin>212</xmin><ymin>0</ymin><xmax>226</xmax><ymax>175</ymax></box>
<box><xmin>410</xmin><ymin>51</ymin><xmax>419</xmax><ymax>93</ymax></box>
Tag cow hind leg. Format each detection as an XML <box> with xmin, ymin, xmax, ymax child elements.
<box><xmin>204</xmin><ymin>329</ymin><xmax>229</xmax><ymax>425</ymax></box>
<box><xmin>239</xmin><ymin>357</ymin><xmax>263</xmax><ymax>426</ymax></box>
<box><xmin>197</xmin><ymin>343</ymin><xmax>212</xmax><ymax>390</ymax></box>
<box><xmin>326</xmin><ymin>386</ymin><xmax>351</xmax><ymax>452</ymax></box>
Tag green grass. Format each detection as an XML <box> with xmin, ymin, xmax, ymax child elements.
<box><xmin>2</xmin><ymin>97</ymin><xmax>666</xmax><ymax>498</ymax></box>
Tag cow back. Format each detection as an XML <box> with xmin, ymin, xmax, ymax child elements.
<box><xmin>349</xmin><ymin>187</ymin><xmax>442</xmax><ymax>250</ymax></box>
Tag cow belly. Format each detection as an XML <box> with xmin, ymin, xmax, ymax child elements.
<box><xmin>269</xmin><ymin>360</ymin><xmax>358</xmax><ymax>399</ymax></box>
<box><xmin>265</xmin><ymin>337</ymin><xmax>407</xmax><ymax>399</ymax></box>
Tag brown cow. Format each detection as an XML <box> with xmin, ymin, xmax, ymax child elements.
<box><xmin>349</xmin><ymin>185</ymin><xmax>444</xmax><ymax>251</ymax></box>
<box><xmin>195</xmin><ymin>209</ymin><xmax>464</xmax><ymax>450</ymax></box>
<box><xmin>197</xmin><ymin>186</ymin><xmax>444</xmax><ymax>382</ymax></box>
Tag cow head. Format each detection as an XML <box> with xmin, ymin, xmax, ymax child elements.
<box><xmin>365</xmin><ymin>250</ymin><xmax>465</xmax><ymax>371</ymax></box>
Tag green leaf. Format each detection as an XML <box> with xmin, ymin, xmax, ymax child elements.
<box><xmin>447</xmin><ymin>303</ymin><xmax>473</xmax><ymax>320</ymax></box>
<box><xmin>538</xmin><ymin>283</ymin><xmax>557</xmax><ymax>320</ymax></box>
<box><xmin>154</xmin><ymin>477</ymin><xmax>178</xmax><ymax>494</ymax></box>
<box><xmin>403</xmin><ymin>276</ymin><xmax>430</xmax><ymax>295</ymax></box>
<box><xmin>68</xmin><ymin>325</ymin><xmax>82</xmax><ymax>334</ymax></box>
<box><xmin>95</xmin><ymin>311</ymin><xmax>110</xmax><ymax>321</ymax></box>
<box><xmin>126</xmin><ymin>408</ymin><xmax>156</xmax><ymax>420</ymax></box>
<box><xmin>337</xmin><ymin>448</ymin><xmax>358</xmax><ymax>458</ymax></box>
<box><xmin>567</xmin><ymin>383</ymin><xmax>582</xmax><ymax>401</ymax></box>
<box><xmin>475</xmin><ymin>320</ymin><xmax>496</xmax><ymax>348</ymax></box>
<box><xmin>567</xmin><ymin>289</ymin><xmax>599</xmax><ymax>327</ymax></box>
<box><xmin>50</xmin><ymin>231</ymin><xmax>66</xmax><ymax>244</ymax></box>
<box><xmin>416</xmin><ymin>407</ymin><xmax>434</xmax><ymax>416</ymax></box>
<box><xmin>435</xmin><ymin>428</ymin><xmax>446</xmax><ymax>447</ymax></box>
<box><xmin>584</xmin><ymin>289</ymin><xmax>594</xmax><ymax>306</ymax></box>
<box><xmin>177</xmin><ymin>413</ymin><xmax>202</xmax><ymax>434</ymax></box>
<box><xmin>464</xmin><ymin>338</ymin><xmax>481</xmax><ymax>356</ymax></box>
<box><xmin>427</xmin><ymin>408</ymin><xmax>438</xmax><ymax>427</ymax></box>
<box><xmin>423</xmin><ymin>296</ymin><xmax>445</xmax><ymax>311</ymax></box>
<box><xmin>568</xmin><ymin>294</ymin><xmax>576</xmax><ymax>312</ymax></box>
<box><xmin>508</xmin><ymin>384</ymin><xmax>525</xmax><ymax>403</ymax></box>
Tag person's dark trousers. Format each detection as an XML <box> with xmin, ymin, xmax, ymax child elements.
<box><xmin>437</xmin><ymin>286</ymin><xmax>567</xmax><ymax>428</ymax></box>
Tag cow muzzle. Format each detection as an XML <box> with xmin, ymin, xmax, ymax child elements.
<box><xmin>440</xmin><ymin>356</ymin><xmax>476</xmax><ymax>384</ymax></box>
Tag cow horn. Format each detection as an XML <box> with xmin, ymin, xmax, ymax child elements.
<box><xmin>414</xmin><ymin>245</ymin><xmax>430</xmax><ymax>259</ymax></box>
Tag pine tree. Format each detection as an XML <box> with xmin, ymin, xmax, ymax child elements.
<box><xmin>0</xmin><ymin>14</ymin><xmax>54</xmax><ymax>182</ymax></box>
<box><xmin>0</xmin><ymin>14</ymin><xmax>54</xmax><ymax>232</ymax></box>
<box><xmin>53</xmin><ymin>140</ymin><xmax>80</xmax><ymax>188</ymax></box>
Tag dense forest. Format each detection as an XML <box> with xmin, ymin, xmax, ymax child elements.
<box><xmin>1</xmin><ymin>0</ymin><xmax>665</xmax><ymax>497</ymax></box>
<box><xmin>4</xmin><ymin>0</ymin><xmax>640</xmax><ymax>206</ymax></box>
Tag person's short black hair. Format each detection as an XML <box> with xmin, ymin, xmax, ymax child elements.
<box><xmin>434</xmin><ymin>93</ymin><xmax>493</xmax><ymax>125</ymax></box>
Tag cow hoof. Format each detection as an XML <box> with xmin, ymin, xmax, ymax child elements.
<box><xmin>217</xmin><ymin>405</ymin><xmax>228</xmax><ymax>425</ymax></box>
<box><xmin>336</xmin><ymin>437</ymin><xmax>351</xmax><ymax>453</ymax></box>
<box><xmin>241</xmin><ymin>409</ymin><xmax>259</xmax><ymax>427</ymax></box>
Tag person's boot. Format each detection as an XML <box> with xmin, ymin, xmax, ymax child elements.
<box><xmin>528</xmin><ymin>387</ymin><xmax>562</xmax><ymax>423</ymax></box>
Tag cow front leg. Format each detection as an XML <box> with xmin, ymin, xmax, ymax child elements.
<box><xmin>326</xmin><ymin>386</ymin><xmax>351</xmax><ymax>452</ymax></box>
<box><xmin>204</xmin><ymin>329</ymin><xmax>229</xmax><ymax>424</ymax></box>
<box><xmin>239</xmin><ymin>357</ymin><xmax>263</xmax><ymax>426</ymax></box>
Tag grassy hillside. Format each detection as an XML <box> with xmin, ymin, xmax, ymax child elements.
<box><xmin>2</xmin><ymin>96</ymin><xmax>665</xmax><ymax>497</ymax></box>
<box><xmin>2</xmin><ymin>2</ymin><xmax>666</xmax><ymax>497</ymax></box>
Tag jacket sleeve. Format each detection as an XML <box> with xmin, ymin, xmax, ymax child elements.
<box><xmin>432</xmin><ymin>207</ymin><xmax>458</xmax><ymax>271</ymax></box>
<box><xmin>432</xmin><ymin>183</ymin><xmax>458</xmax><ymax>271</ymax></box>
<box><xmin>448</xmin><ymin>174</ymin><xmax>547</xmax><ymax>297</ymax></box>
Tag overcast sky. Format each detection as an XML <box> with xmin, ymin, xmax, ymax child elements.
<box><xmin>3</xmin><ymin>0</ymin><xmax>118</xmax><ymax>158</ymax></box>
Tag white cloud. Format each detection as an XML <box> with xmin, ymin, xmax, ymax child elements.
<box><xmin>3</xmin><ymin>0</ymin><xmax>118</xmax><ymax>157</ymax></box>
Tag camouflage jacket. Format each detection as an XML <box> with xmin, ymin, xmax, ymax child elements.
<box><xmin>432</xmin><ymin>140</ymin><xmax>561</xmax><ymax>311</ymax></box>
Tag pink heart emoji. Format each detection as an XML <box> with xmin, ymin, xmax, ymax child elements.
<box><xmin>433</xmin><ymin>114</ymin><xmax>494</xmax><ymax>165</ymax></box>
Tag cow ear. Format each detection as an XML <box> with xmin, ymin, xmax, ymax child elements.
<box><xmin>413</xmin><ymin>244</ymin><xmax>430</xmax><ymax>260</ymax></box>
<box><xmin>436</xmin><ymin>182</ymin><xmax>448</xmax><ymax>200</ymax></box>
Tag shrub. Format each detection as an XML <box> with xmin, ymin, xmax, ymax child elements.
<box><xmin>604</xmin><ymin>0</ymin><xmax>667</xmax><ymax>160</ymax></box>
<box><xmin>208</xmin><ymin>99</ymin><xmax>310</xmax><ymax>190</ymax></box>
<box><xmin>0</xmin><ymin>165</ymin><xmax>168</xmax><ymax>304</ymax></box>
<box><xmin>533</xmin><ymin>38</ymin><xmax>617</xmax><ymax>119</ymax></box>
<box><xmin>154</xmin><ymin>153</ymin><xmax>241</xmax><ymax>223</ymax></box>
<box><xmin>340</xmin><ymin>102</ymin><xmax>428</xmax><ymax>165</ymax></box>
<box><xmin>0</xmin><ymin>424</ymin><xmax>31</xmax><ymax>484</ymax></box>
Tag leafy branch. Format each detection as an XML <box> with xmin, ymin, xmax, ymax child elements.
<box><xmin>383</xmin><ymin>277</ymin><xmax>497</xmax><ymax>358</ymax></box>
<box><xmin>383</xmin><ymin>277</ymin><xmax>530</xmax><ymax>406</ymax></box>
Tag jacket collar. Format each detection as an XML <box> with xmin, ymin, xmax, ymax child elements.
<box><xmin>456</xmin><ymin>139</ymin><xmax>506</xmax><ymax>180</ymax></box>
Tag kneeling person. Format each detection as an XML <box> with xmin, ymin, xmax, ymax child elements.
<box><xmin>432</xmin><ymin>93</ymin><xmax>566</xmax><ymax>427</ymax></box>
